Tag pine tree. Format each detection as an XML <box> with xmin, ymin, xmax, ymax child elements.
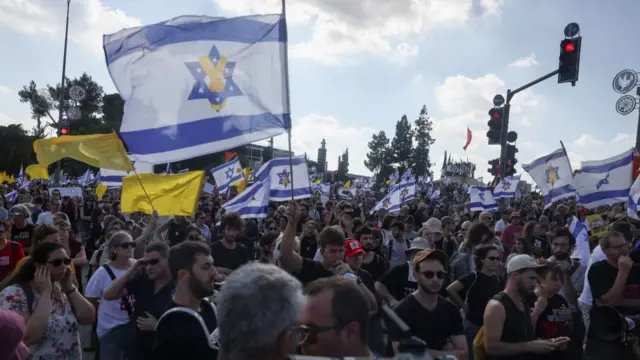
<box><xmin>390</xmin><ymin>115</ymin><xmax>414</xmax><ymax>170</ymax></box>
<box><xmin>412</xmin><ymin>105</ymin><xmax>435</xmax><ymax>178</ymax></box>
<box><xmin>365</xmin><ymin>131</ymin><xmax>393</xmax><ymax>188</ymax></box>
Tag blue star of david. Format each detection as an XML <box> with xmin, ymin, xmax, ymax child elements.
<box><xmin>401</xmin><ymin>188</ymin><xmax>409</xmax><ymax>200</ymax></box>
<box><xmin>479</xmin><ymin>192</ymin><xmax>485</xmax><ymax>202</ymax></box>
<box><xmin>596</xmin><ymin>172</ymin><xmax>610</xmax><ymax>190</ymax></box>
<box><xmin>278</xmin><ymin>169</ymin><xmax>290</xmax><ymax>187</ymax></box>
<box><xmin>383</xmin><ymin>199</ymin><xmax>391</xmax><ymax>208</ymax></box>
<box><xmin>185</xmin><ymin>45</ymin><xmax>243</xmax><ymax>111</ymax></box>
<box><xmin>503</xmin><ymin>182</ymin><xmax>511</xmax><ymax>191</ymax></box>
<box><xmin>545</xmin><ymin>164</ymin><xmax>561</xmax><ymax>186</ymax></box>
<box><xmin>225</xmin><ymin>167</ymin><xmax>234</xmax><ymax>180</ymax></box>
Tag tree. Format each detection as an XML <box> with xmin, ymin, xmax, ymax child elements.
<box><xmin>365</xmin><ymin>131</ymin><xmax>394</xmax><ymax>188</ymax></box>
<box><xmin>411</xmin><ymin>105</ymin><xmax>435</xmax><ymax>178</ymax></box>
<box><xmin>390</xmin><ymin>115</ymin><xmax>414</xmax><ymax>170</ymax></box>
<box><xmin>0</xmin><ymin>124</ymin><xmax>36</xmax><ymax>174</ymax></box>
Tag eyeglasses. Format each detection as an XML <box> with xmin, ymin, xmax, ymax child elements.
<box><xmin>420</xmin><ymin>270</ymin><xmax>447</xmax><ymax>280</ymax></box>
<box><xmin>48</xmin><ymin>258</ymin><xmax>71</xmax><ymax>267</ymax></box>
<box><xmin>119</xmin><ymin>242</ymin><xmax>135</xmax><ymax>249</ymax></box>
<box><xmin>296</xmin><ymin>323</ymin><xmax>343</xmax><ymax>345</ymax></box>
<box><xmin>486</xmin><ymin>256</ymin><xmax>501</xmax><ymax>262</ymax></box>
<box><xmin>143</xmin><ymin>258</ymin><xmax>160</xmax><ymax>266</ymax></box>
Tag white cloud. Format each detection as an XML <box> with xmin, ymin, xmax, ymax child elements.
<box><xmin>215</xmin><ymin>0</ymin><xmax>504</xmax><ymax>65</ymax></box>
<box><xmin>571</xmin><ymin>134</ymin><xmax>603</xmax><ymax>148</ymax></box>
<box><xmin>0</xmin><ymin>0</ymin><xmax>141</xmax><ymax>56</ymax></box>
<box><xmin>268</xmin><ymin>114</ymin><xmax>376</xmax><ymax>175</ymax></box>
<box><xmin>508</xmin><ymin>53</ymin><xmax>539</xmax><ymax>68</ymax></box>
<box><xmin>612</xmin><ymin>133</ymin><xmax>630</xmax><ymax>143</ymax></box>
<box><xmin>412</xmin><ymin>73</ymin><xmax>424</xmax><ymax>85</ymax></box>
<box><xmin>0</xmin><ymin>85</ymin><xmax>11</xmax><ymax>94</ymax></box>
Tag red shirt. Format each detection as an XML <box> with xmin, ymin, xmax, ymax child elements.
<box><xmin>501</xmin><ymin>224</ymin><xmax>523</xmax><ymax>257</ymax></box>
<box><xmin>0</xmin><ymin>241</ymin><xmax>25</xmax><ymax>282</ymax></box>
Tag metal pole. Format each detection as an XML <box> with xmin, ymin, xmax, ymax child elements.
<box><xmin>281</xmin><ymin>0</ymin><xmax>295</xmax><ymax>201</ymax></box>
<box><xmin>55</xmin><ymin>0</ymin><xmax>71</xmax><ymax>184</ymax></box>
<box><xmin>636</xmin><ymin>87</ymin><xmax>640</xmax><ymax>149</ymax></box>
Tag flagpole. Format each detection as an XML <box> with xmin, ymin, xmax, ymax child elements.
<box><xmin>559</xmin><ymin>140</ymin><xmax>574</xmax><ymax>174</ymax></box>
<box><xmin>116</xmin><ymin>134</ymin><xmax>157</xmax><ymax>213</ymax></box>
<box><xmin>282</xmin><ymin>0</ymin><xmax>295</xmax><ymax>201</ymax></box>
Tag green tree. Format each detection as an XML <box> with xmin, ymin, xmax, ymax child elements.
<box><xmin>365</xmin><ymin>131</ymin><xmax>394</xmax><ymax>189</ymax></box>
<box><xmin>0</xmin><ymin>124</ymin><xmax>36</xmax><ymax>174</ymax></box>
<box><xmin>390</xmin><ymin>115</ymin><xmax>414</xmax><ymax>170</ymax></box>
<box><xmin>412</xmin><ymin>105</ymin><xmax>435</xmax><ymax>178</ymax></box>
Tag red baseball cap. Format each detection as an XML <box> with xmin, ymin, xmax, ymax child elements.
<box><xmin>345</xmin><ymin>239</ymin><xmax>364</xmax><ymax>257</ymax></box>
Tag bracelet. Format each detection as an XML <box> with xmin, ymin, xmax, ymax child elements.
<box><xmin>64</xmin><ymin>287</ymin><xmax>77</xmax><ymax>296</ymax></box>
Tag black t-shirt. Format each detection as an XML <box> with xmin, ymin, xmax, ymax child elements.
<box><xmin>127</xmin><ymin>274</ymin><xmax>175</xmax><ymax>360</ymax></box>
<box><xmin>11</xmin><ymin>224</ymin><xmax>34</xmax><ymax>250</ymax></box>
<box><xmin>210</xmin><ymin>241</ymin><xmax>249</xmax><ymax>271</ymax></box>
<box><xmin>299</xmin><ymin>235</ymin><xmax>317</xmax><ymax>260</ymax></box>
<box><xmin>153</xmin><ymin>300</ymin><xmax>218</xmax><ymax>360</ymax></box>
<box><xmin>379</xmin><ymin>263</ymin><xmax>417</xmax><ymax>301</ymax></box>
<box><xmin>356</xmin><ymin>268</ymin><xmax>376</xmax><ymax>295</ymax></box>
<box><xmin>533</xmin><ymin>294</ymin><xmax>570</xmax><ymax>360</ymax></box>
<box><xmin>295</xmin><ymin>257</ymin><xmax>333</xmax><ymax>285</ymax></box>
<box><xmin>362</xmin><ymin>253</ymin><xmax>386</xmax><ymax>282</ymax></box>
<box><xmin>167</xmin><ymin>221</ymin><xmax>188</xmax><ymax>246</ymax></box>
<box><xmin>458</xmin><ymin>271</ymin><xmax>504</xmax><ymax>326</ymax></box>
<box><xmin>531</xmin><ymin>236</ymin><xmax>551</xmax><ymax>258</ymax></box>
<box><xmin>588</xmin><ymin>260</ymin><xmax>640</xmax><ymax>315</ymax></box>
<box><xmin>389</xmin><ymin>295</ymin><xmax>464</xmax><ymax>350</ymax></box>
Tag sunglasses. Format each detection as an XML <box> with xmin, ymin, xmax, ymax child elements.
<box><xmin>48</xmin><ymin>258</ymin><xmax>71</xmax><ymax>267</ymax></box>
<box><xmin>420</xmin><ymin>270</ymin><xmax>447</xmax><ymax>280</ymax></box>
<box><xmin>143</xmin><ymin>258</ymin><xmax>160</xmax><ymax>266</ymax></box>
<box><xmin>486</xmin><ymin>256</ymin><xmax>501</xmax><ymax>262</ymax></box>
<box><xmin>296</xmin><ymin>323</ymin><xmax>343</xmax><ymax>345</ymax></box>
<box><xmin>119</xmin><ymin>242</ymin><xmax>135</xmax><ymax>249</ymax></box>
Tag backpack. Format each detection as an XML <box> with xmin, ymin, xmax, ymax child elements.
<box><xmin>102</xmin><ymin>264</ymin><xmax>134</xmax><ymax>319</ymax></box>
<box><xmin>473</xmin><ymin>326</ymin><xmax>487</xmax><ymax>360</ymax></box>
<box><xmin>387</xmin><ymin>238</ymin><xmax>412</xmax><ymax>263</ymax></box>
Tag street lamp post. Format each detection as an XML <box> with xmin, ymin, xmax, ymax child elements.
<box><xmin>55</xmin><ymin>0</ymin><xmax>72</xmax><ymax>184</ymax></box>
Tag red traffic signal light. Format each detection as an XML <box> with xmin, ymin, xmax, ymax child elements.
<box><xmin>563</xmin><ymin>42</ymin><xmax>575</xmax><ymax>53</ymax></box>
<box><xmin>60</xmin><ymin>127</ymin><xmax>69</xmax><ymax>135</ymax></box>
<box><xmin>558</xmin><ymin>37</ymin><xmax>581</xmax><ymax>84</ymax></box>
<box><xmin>487</xmin><ymin>108</ymin><xmax>503</xmax><ymax>145</ymax></box>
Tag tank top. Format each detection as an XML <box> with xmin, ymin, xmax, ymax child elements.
<box><xmin>487</xmin><ymin>292</ymin><xmax>538</xmax><ymax>360</ymax></box>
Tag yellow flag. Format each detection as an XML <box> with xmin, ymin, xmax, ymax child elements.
<box><xmin>120</xmin><ymin>171</ymin><xmax>205</xmax><ymax>216</ymax></box>
<box><xmin>96</xmin><ymin>182</ymin><xmax>108</xmax><ymax>200</ymax></box>
<box><xmin>313</xmin><ymin>178</ymin><xmax>321</xmax><ymax>184</ymax></box>
<box><xmin>0</xmin><ymin>172</ymin><xmax>7</xmax><ymax>183</ymax></box>
<box><xmin>234</xmin><ymin>168</ymin><xmax>250</xmax><ymax>193</ymax></box>
<box><xmin>344</xmin><ymin>180</ymin><xmax>351</xmax><ymax>188</ymax></box>
<box><xmin>25</xmin><ymin>164</ymin><xmax>49</xmax><ymax>180</ymax></box>
<box><xmin>33</xmin><ymin>132</ymin><xmax>133</xmax><ymax>172</ymax></box>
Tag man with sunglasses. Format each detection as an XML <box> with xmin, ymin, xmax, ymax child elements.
<box><xmin>103</xmin><ymin>241</ymin><xmax>174</xmax><ymax>360</ymax></box>
<box><xmin>389</xmin><ymin>249</ymin><xmax>466</xmax><ymax>358</ymax></box>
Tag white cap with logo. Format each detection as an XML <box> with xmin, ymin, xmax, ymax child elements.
<box><xmin>506</xmin><ymin>254</ymin><xmax>546</xmax><ymax>274</ymax></box>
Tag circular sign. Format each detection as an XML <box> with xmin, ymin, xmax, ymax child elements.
<box><xmin>68</xmin><ymin>85</ymin><xmax>86</xmax><ymax>101</ymax></box>
<box><xmin>67</xmin><ymin>107</ymin><xmax>81</xmax><ymax>120</ymax></box>
<box><xmin>612</xmin><ymin>70</ymin><xmax>638</xmax><ymax>94</ymax></box>
<box><xmin>564</xmin><ymin>23</ymin><xmax>580</xmax><ymax>38</ymax></box>
<box><xmin>493</xmin><ymin>94</ymin><xmax>505</xmax><ymax>107</ymax></box>
<box><xmin>616</xmin><ymin>95</ymin><xmax>636</xmax><ymax>116</ymax></box>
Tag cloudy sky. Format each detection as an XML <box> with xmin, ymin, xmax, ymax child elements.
<box><xmin>0</xmin><ymin>0</ymin><xmax>637</xmax><ymax>183</ymax></box>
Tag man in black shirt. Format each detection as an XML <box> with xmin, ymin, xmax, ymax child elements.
<box><xmin>210</xmin><ymin>212</ymin><xmax>249</xmax><ymax>275</ymax></box>
<box><xmin>375</xmin><ymin>237</ymin><xmax>429</xmax><ymax>305</ymax></box>
<box><xmin>153</xmin><ymin>241</ymin><xmax>219</xmax><ymax>360</ymax></box>
<box><xmin>389</xmin><ymin>249</ymin><xmax>466</xmax><ymax>358</ymax></box>
<box><xmin>103</xmin><ymin>242</ymin><xmax>174</xmax><ymax>360</ymax></box>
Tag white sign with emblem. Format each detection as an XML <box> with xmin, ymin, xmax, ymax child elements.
<box><xmin>612</xmin><ymin>69</ymin><xmax>638</xmax><ymax>94</ymax></box>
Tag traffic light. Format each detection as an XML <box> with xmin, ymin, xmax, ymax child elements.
<box><xmin>488</xmin><ymin>158</ymin><xmax>500</xmax><ymax>176</ymax></box>
<box><xmin>504</xmin><ymin>144</ymin><xmax>518</xmax><ymax>176</ymax></box>
<box><xmin>558</xmin><ymin>36</ymin><xmax>582</xmax><ymax>84</ymax></box>
<box><xmin>486</xmin><ymin>107</ymin><xmax>503</xmax><ymax>145</ymax></box>
<box><xmin>57</xmin><ymin>127</ymin><xmax>69</xmax><ymax>136</ymax></box>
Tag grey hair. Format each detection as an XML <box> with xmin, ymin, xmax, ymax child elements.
<box><xmin>600</xmin><ymin>230</ymin><xmax>625</xmax><ymax>249</ymax></box>
<box><xmin>217</xmin><ymin>263</ymin><xmax>305</xmax><ymax>360</ymax></box>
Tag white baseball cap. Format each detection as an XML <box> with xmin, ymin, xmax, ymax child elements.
<box><xmin>506</xmin><ymin>254</ymin><xmax>546</xmax><ymax>274</ymax></box>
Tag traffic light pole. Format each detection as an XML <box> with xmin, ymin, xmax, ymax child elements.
<box><xmin>500</xmin><ymin>68</ymin><xmax>560</xmax><ymax>176</ymax></box>
<box><xmin>55</xmin><ymin>0</ymin><xmax>72</xmax><ymax>185</ymax></box>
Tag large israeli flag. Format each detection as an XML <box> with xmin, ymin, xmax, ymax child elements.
<box><xmin>222</xmin><ymin>177</ymin><xmax>270</xmax><ymax>219</ymax></box>
<box><xmin>370</xmin><ymin>187</ymin><xmax>401</xmax><ymax>214</ymax></box>
<box><xmin>627</xmin><ymin>174</ymin><xmax>640</xmax><ymax>220</ymax></box>
<box><xmin>100</xmin><ymin>157</ymin><xmax>154</xmax><ymax>187</ymax></box>
<box><xmin>573</xmin><ymin>149</ymin><xmax>633</xmax><ymax>209</ymax></box>
<box><xmin>210</xmin><ymin>157</ymin><xmax>244</xmax><ymax>193</ymax></box>
<box><xmin>493</xmin><ymin>175</ymin><xmax>520</xmax><ymax>199</ymax></box>
<box><xmin>104</xmin><ymin>15</ymin><xmax>290</xmax><ymax>164</ymax></box>
<box><xmin>522</xmin><ymin>148</ymin><xmax>575</xmax><ymax>208</ymax></box>
<box><xmin>311</xmin><ymin>183</ymin><xmax>330</xmax><ymax>205</ymax></box>
<box><xmin>256</xmin><ymin>155</ymin><xmax>311</xmax><ymax>201</ymax></box>
<box><xmin>468</xmin><ymin>186</ymin><xmax>498</xmax><ymax>212</ymax></box>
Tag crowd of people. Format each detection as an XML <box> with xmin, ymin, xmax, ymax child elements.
<box><xmin>0</xmin><ymin>178</ymin><xmax>639</xmax><ymax>360</ymax></box>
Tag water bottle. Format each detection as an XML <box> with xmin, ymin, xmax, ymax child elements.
<box><xmin>343</xmin><ymin>272</ymin><xmax>358</xmax><ymax>281</ymax></box>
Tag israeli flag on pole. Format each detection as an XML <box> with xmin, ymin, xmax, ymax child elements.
<box><xmin>311</xmin><ymin>183</ymin><xmax>330</xmax><ymax>205</ymax></box>
<box><xmin>627</xmin><ymin>174</ymin><xmax>640</xmax><ymax>220</ymax></box>
<box><xmin>569</xmin><ymin>215</ymin><xmax>590</xmax><ymax>265</ymax></box>
<box><xmin>493</xmin><ymin>175</ymin><xmax>520</xmax><ymax>199</ymax></box>
<box><xmin>370</xmin><ymin>187</ymin><xmax>401</xmax><ymax>214</ymax></box>
<box><xmin>256</xmin><ymin>155</ymin><xmax>311</xmax><ymax>202</ymax></box>
<box><xmin>468</xmin><ymin>186</ymin><xmax>498</xmax><ymax>212</ymax></box>
<box><xmin>522</xmin><ymin>148</ymin><xmax>575</xmax><ymax>208</ymax></box>
<box><xmin>211</xmin><ymin>157</ymin><xmax>244</xmax><ymax>193</ymax></box>
<box><xmin>573</xmin><ymin>149</ymin><xmax>633</xmax><ymax>209</ymax></box>
<box><xmin>222</xmin><ymin>177</ymin><xmax>270</xmax><ymax>219</ymax></box>
<box><xmin>100</xmin><ymin>157</ymin><xmax>154</xmax><ymax>187</ymax></box>
<box><xmin>104</xmin><ymin>14</ymin><xmax>290</xmax><ymax>164</ymax></box>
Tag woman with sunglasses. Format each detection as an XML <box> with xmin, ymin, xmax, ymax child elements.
<box><xmin>55</xmin><ymin>219</ymin><xmax>87</xmax><ymax>293</ymax></box>
<box><xmin>85</xmin><ymin>231</ymin><xmax>138</xmax><ymax>360</ymax></box>
<box><xmin>0</xmin><ymin>241</ymin><xmax>96</xmax><ymax>359</ymax></box>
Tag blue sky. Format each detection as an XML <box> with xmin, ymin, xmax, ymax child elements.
<box><xmin>0</xmin><ymin>0</ymin><xmax>637</xmax><ymax>184</ymax></box>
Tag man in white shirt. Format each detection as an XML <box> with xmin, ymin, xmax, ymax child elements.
<box><xmin>36</xmin><ymin>198</ymin><xmax>61</xmax><ymax>226</ymax></box>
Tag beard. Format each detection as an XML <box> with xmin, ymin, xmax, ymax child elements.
<box><xmin>554</xmin><ymin>252</ymin><xmax>570</xmax><ymax>261</ymax></box>
<box><xmin>418</xmin><ymin>281</ymin><xmax>441</xmax><ymax>294</ymax></box>
<box><xmin>516</xmin><ymin>280</ymin><xmax>537</xmax><ymax>302</ymax></box>
<box><xmin>188</xmin><ymin>273</ymin><xmax>214</xmax><ymax>299</ymax></box>
<box><xmin>362</xmin><ymin>243</ymin><xmax>375</xmax><ymax>251</ymax></box>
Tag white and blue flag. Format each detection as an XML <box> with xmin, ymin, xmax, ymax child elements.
<box><xmin>211</xmin><ymin>157</ymin><xmax>244</xmax><ymax>193</ymax></box>
<box><xmin>468</xmin><ymin>186</ymin><xmax>498</xmax><ymax>212</ymax></box>
<box><xmin>100</xmin><ymin>158</ymin><xmax>154</xmax><ymax>187</ymax></box>
<box><xmin>255</xmin><ymin>155</ymin><xmax>311</xmax><ymax>202</ymax></box>
<box><xmin>104</xmin><ymin>15</ymin><xmax>290</xmax><ymax>164</ymax></box>
<box><xmin>370</xmin><ymin>187</ymin><xmax>401</xmax><ymax>214</ymax></box>
<box><xmin>627</xmin><ymin>172</ymin><xmax>640</xmax><ymax>220</ymax></box>
<box><xmin>311</xmin><ymin>183</ymin><xmax>330</xmax><ymax>205</ymax></box>
<box><xmin>493</xmin><ymin>175</ymin><xmax>520</xmax><ymax>199</ymax></box>
<box><xmin>522</xmin><ymin>148</ymin><xmax>575</xmax><ymax>208</ymax></box>
<box><xmin>569</xmin><ymin>216</ymin><xmax>590</xmax><ymax>265</ymax></box>
<box><xmin>573</xmin><ymin>149</ymin><xmax>633</xmax><ymax>209</ymax></box>
<box><xmin>222</xmin><ymin>177</ymin><xmax>270</xmax><ymax>219</ymax></box>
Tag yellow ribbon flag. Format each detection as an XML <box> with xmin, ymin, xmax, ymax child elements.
<box><xmin>96</xmin><ymin>182</ymin><xmax>108</xmax><ymax>200</ymax></box>
<box><xmin>234</xmin><ymin>168</ymin><xmax>250</xmax><ymax>193</ymax></box>
<box><xmin>25</xmin><ymin>164</ymin><xmax>49</xmax><ymax>180</ymax></box>
<box><xmin>120</xmin><ymin>171</ymin><xmax>205</xmax><ymax>216</ymax></box>
<box><xmin>33</xmin><ymin>132</ymin><xmax>133</xmax><ymax>172</ymax></box>
<box><xmin>344</xmin><ymin>180</ymin><xmax>351</xmax><ymax>188</ymax></box>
